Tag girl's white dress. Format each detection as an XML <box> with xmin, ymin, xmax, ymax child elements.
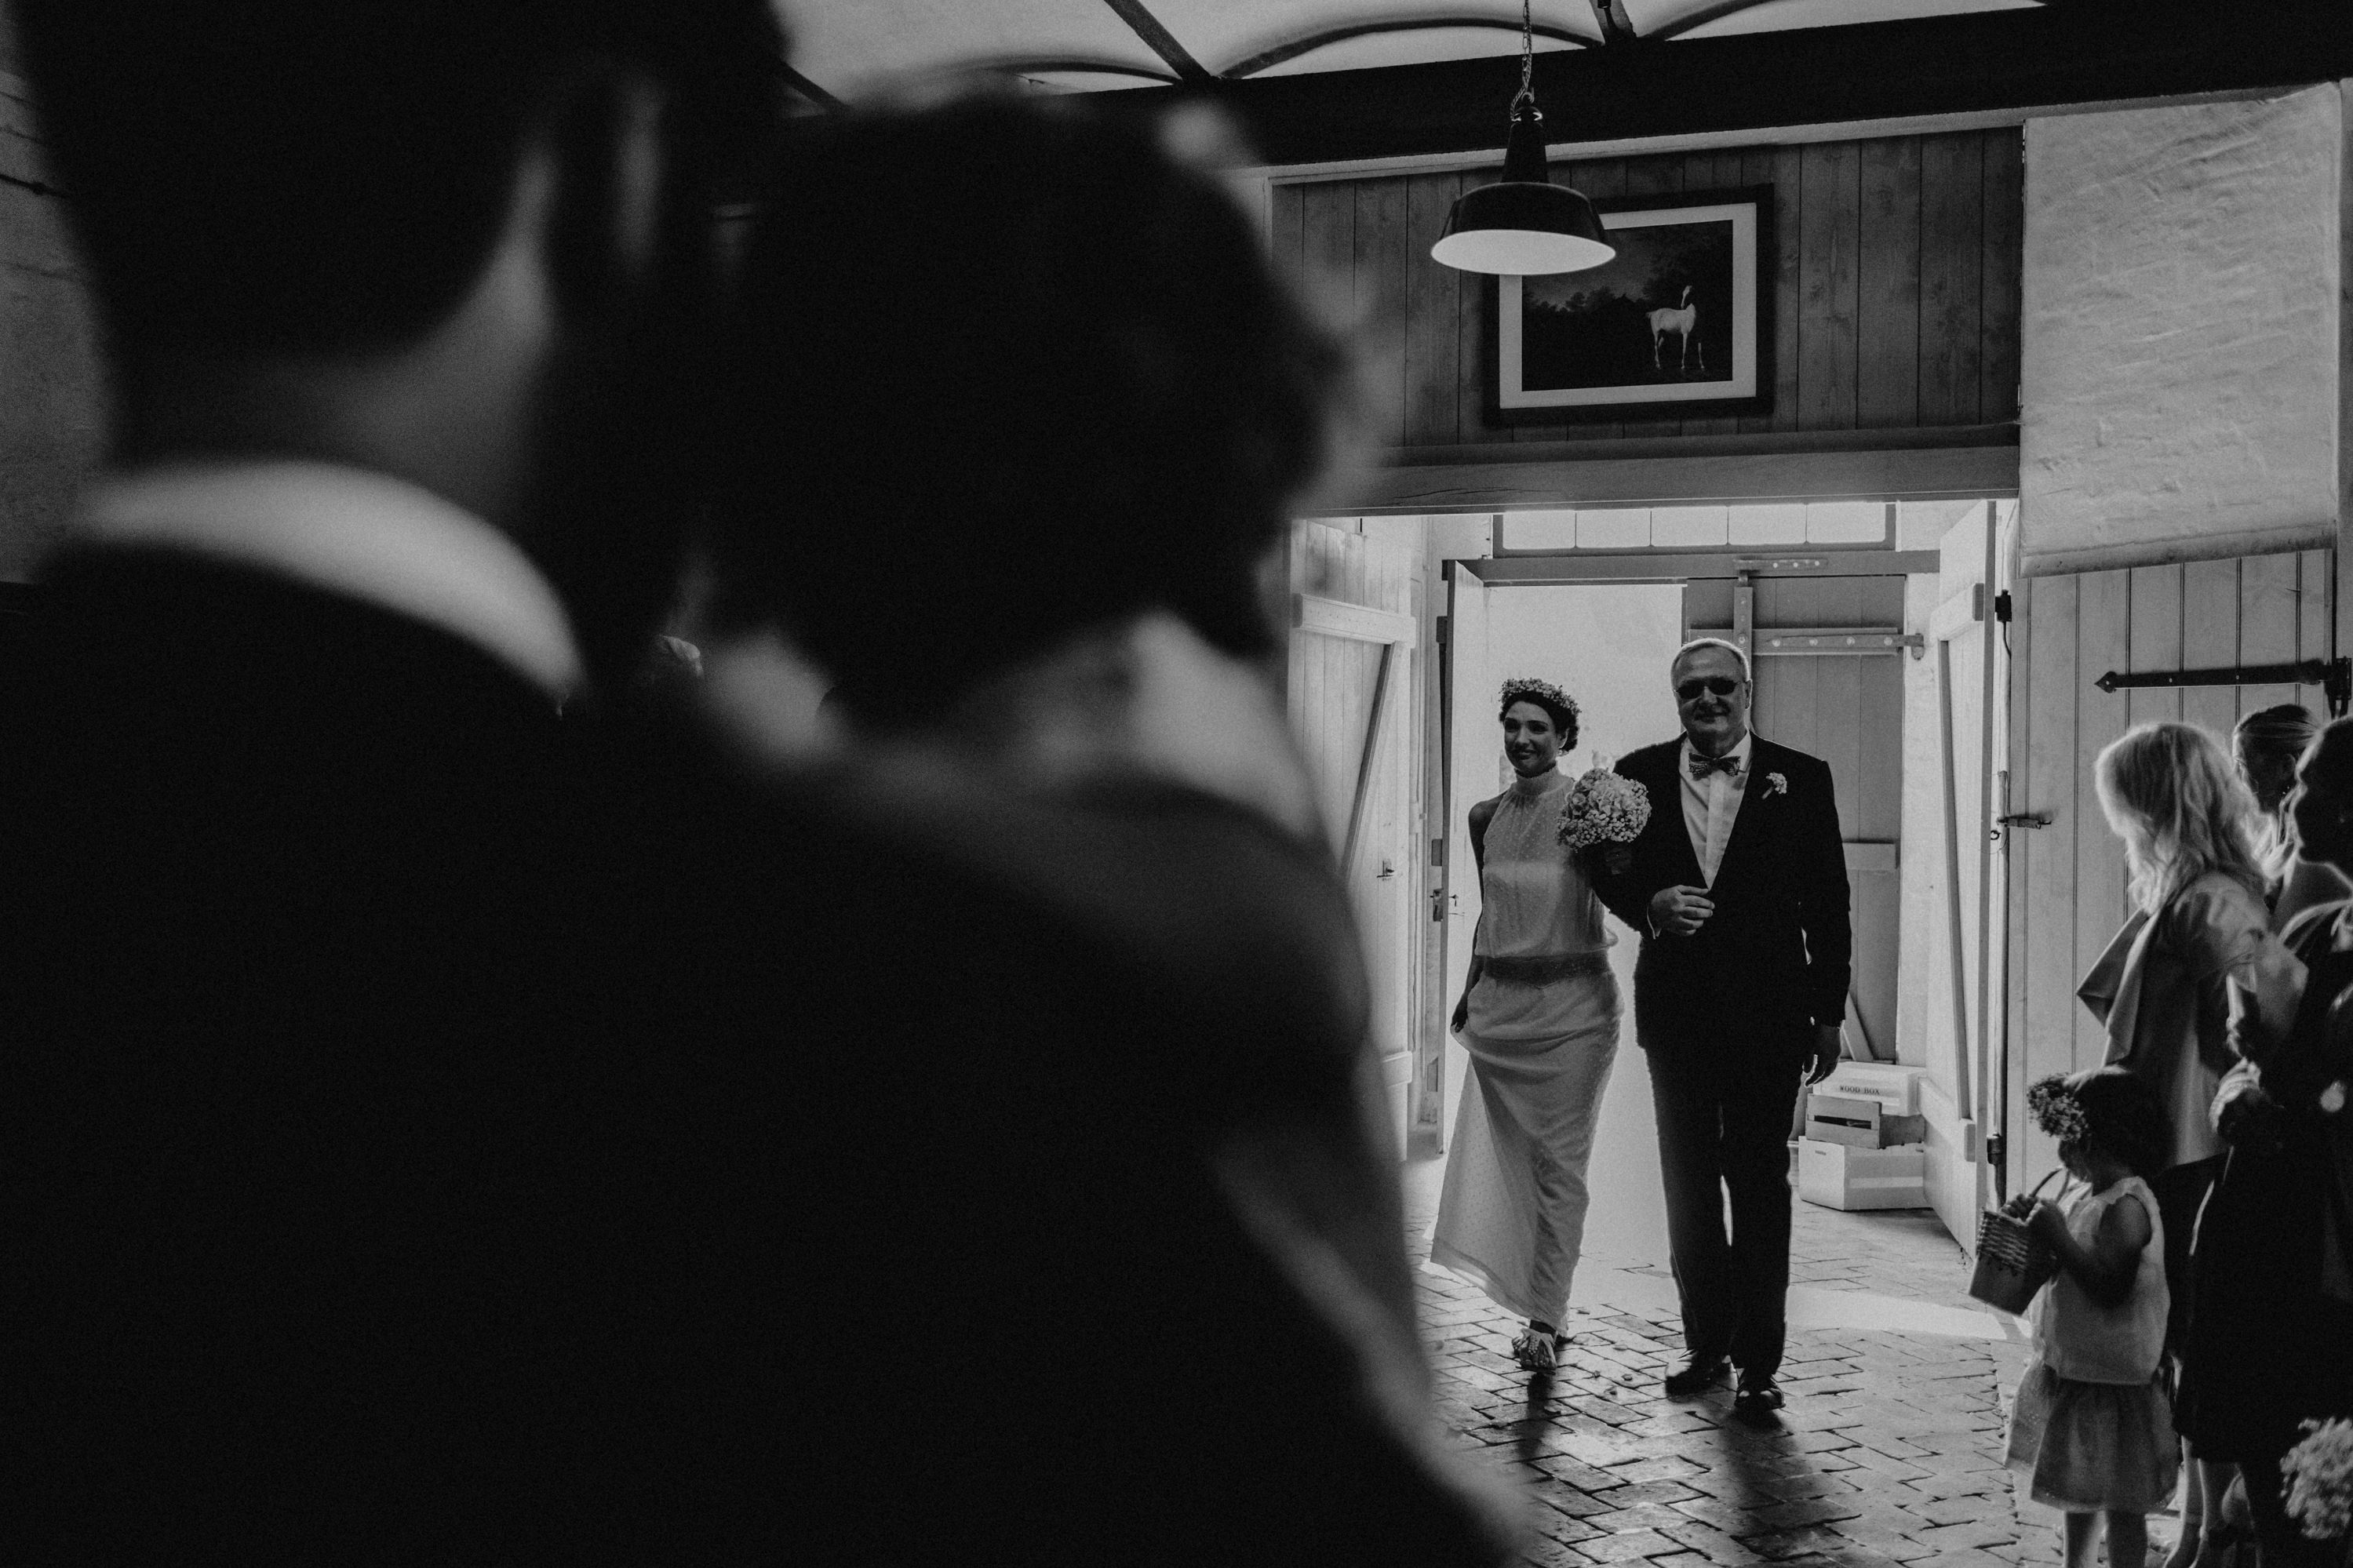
<box><xmin>2004</xmin><ymin>1174</ymin><xmax>2180</xmax><ymax>1512</ymax></box>
<box><xmin>1430</xmin><ymin>768</ymin><xmax>1621</xmax><ymax>1327</ymax></box>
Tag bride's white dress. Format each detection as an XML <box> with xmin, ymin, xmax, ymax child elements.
<box><xmin>1430</xmin><ymin>767</ymin><xmax>1622</xmax><ymax>1326</ymax></box>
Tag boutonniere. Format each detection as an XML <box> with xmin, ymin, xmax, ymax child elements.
<box><xmin>1765</xmin><ymin>772</ymin><xmax>1788</xmax><ymax>797</ymax></box>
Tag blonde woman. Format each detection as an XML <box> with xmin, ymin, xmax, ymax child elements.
<box><xmin>2078</xmin><ymin>722</ymin><xmax>2304</xmax><ymax>1568</ymax></box>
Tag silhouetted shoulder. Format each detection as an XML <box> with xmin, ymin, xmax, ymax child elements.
<box><xmin>1615</xmin><ymin>740</ymin><xmax>1681</xmax><ymax>777</ymax></box>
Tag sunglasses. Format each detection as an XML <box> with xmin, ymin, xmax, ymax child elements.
<box><xmin>1675</xmin><ymin>676</ymin><xmax>1743</xmax><ymax>700</ymax></box>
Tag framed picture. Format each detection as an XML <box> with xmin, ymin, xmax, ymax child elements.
<box><xmin>1488</xmin><ymin>185</ymin><xmax>1773</xmax><ymax>424</ymax></box>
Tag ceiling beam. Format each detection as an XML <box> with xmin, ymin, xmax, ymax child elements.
<box><xmin>1087</xmin><ymin>1</ymin><xmax>2353</xmax><ymax>166</ymax></box>
<box><xmin>1645</xmin><ymin>0</ymin><xmax>1816</xmax><ymax>45</ymax></box>
<box><xmin>1098</xmin><ymin>0</ymin><xmax>1213</xmax><ymax>85</ymax></box>
<box><xmin>1223</xmin><ymin>17</ymin><xmax>1597</xmax><ymax>81</ymax></box>
<box><xmin>971</xmin><ymin>56</ymin><xmax>1182</xmax><ymax>86</ymax></box>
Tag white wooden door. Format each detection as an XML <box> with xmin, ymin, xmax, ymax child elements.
<box><xmin>1285</xmin><ymin>522</ymin><xmax>1422</xmax><ymax>1154</ymax></box>
<box><xmin>1920</xmin><ymin>503</ymin><xmax>2011</xmax><ymax>1242</ymax></box>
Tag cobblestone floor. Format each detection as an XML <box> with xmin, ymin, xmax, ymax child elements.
<box><xmin>1406</xmin><ymin>1147</ymin><xmax>2180</xmax><ymax>1568</ymax></box>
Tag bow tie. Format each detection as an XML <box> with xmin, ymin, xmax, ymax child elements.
<box><xmin>1688</xmin><ymin>750</ymin><xmax>1744</xmax><ymax>780</ymax></box>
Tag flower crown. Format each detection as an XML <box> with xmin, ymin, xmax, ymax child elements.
<box><xmin>1499</xmin><ymin>676</ymin><xmax>1579</xmax><ymax>720</ymax></box>
<box><xmin>2026</xmin><ymin>1075</ymin><xmax>2093</xmax><ymax>1147</ymax></box>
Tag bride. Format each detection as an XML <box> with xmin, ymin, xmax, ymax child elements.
<box><xmin>1432</xmin><ymin>677</ymin><xmax>1623</xmax><ymax>1371</ymax></box>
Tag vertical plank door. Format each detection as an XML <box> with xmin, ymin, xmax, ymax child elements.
<box><xmin>1287</xmin><ymin>522</ymin><xmax>1426</xmax><ymax>1155</ymax></box>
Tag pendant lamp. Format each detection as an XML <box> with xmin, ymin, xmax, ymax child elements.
<box><xmin>1430</xmin><ymin>1</ymin><xmax>1614</xmax><ymax>276</ymax></box>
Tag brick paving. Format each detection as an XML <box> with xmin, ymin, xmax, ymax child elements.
<box><xmin>1404</xmin><ymin>1146</ymin><xmax>2182</xmax><ymax>1568</ymax></box>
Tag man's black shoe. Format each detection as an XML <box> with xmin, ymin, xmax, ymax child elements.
<box><xmin>1732</xmin><ymin>1377</ymin><xmax>1785</xmax><ymax>1424</ymax></box>
<box><xmin>1663</xmin><ymin>1355</ymin><xmax>1728</xmax><ymax>1398</ymax></box>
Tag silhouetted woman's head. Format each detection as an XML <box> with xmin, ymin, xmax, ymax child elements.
<box><xmin>2093</xmin><ymin>721</ymin><xmax>2265</xmax><ymax>913</ymax></box>
<box><xmin>2235</xmin><ymin>703</ymin><xmax>2318</xmax><ymax>817</ymax></box>
<box><xmin>707</xmin><ymin>94</ymin><xmax>1349</xmax><ymax>720</ymax></box>
<box><xmin>2289</xmin><ymin>717</ymin><xmax>2353</xmax><ymax>873</ymax></box>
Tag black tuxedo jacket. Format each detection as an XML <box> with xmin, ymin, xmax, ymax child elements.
<box><xmin>0</xmin><ymin>543</ymin><xmax>1514</xmax><ymax>1564</ymax></box>
<box><xmin>1590</xmin><ymin>735</ymin><xmax>1852</xmax><ymax>1063</ymax></box>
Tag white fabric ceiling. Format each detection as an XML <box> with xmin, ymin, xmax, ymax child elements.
<box><xmin>781</xmin><ymin>0</ymin><xmax>2039</xmax><ymax>100</ymax></box>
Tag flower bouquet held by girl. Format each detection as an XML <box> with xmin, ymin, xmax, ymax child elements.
<box><xmin>1557</xmin><ymin>769</ymin><xmax>1651</xmax><ymax>877</ymax></box>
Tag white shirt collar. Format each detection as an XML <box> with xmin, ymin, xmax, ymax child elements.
<box><xmin>1681</xmin><ymin>731</ymin><xmax>1754</xmax><ymax>773</ymax></box>
<box><xmin>75</xmin><ymin>460</ymin><xmax>584</xmax><ymax>702</ymax></box>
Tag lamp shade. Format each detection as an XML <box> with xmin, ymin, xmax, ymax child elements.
<box><xmin>1430</xmin><ymin>182</ymin><xmax>1613</xmax><ymax>275</ymax></box>
<box><xmin>1430</xmin><ymin>102</ymin><xmax>1615</xmax><ymax>276</ymax></box>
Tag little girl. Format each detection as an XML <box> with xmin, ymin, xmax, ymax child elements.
<box><xmin>2005</xmin><ymin>1066</ymin><xmax>2180</xmax><ymax>1568</ymax></box>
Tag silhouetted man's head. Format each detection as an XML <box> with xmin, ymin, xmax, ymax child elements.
<box><xmin>16</xmin><ymin>0</ymin><xmax>788</xmax><ymax>689</ymax></box>
<box><xmin>18</xmin><ymin>2</ymin><xmax>781</xmax><ymax>368</ymax></box>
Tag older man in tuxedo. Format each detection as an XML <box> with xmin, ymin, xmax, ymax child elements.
<box><xmin>1593</xmin><ymin>637</ymin><xmax>1849</xmax><ymax>1422</ymax></box>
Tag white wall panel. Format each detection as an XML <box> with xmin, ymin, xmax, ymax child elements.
<box><xmin>2019</xmin><ymin>87</ymin><xmax>2342</xmax><ymax>576</ymax></box>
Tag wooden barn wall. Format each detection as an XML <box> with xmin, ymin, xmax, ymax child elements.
<box><xmin>2005</xmin><ymin>548</ymin><xmax>2335</xmax><ymax>1190</ymax></box>
<box><xmin>1268</xmin><ymin>126</ymin><xmax>2022</xmax><ymax>449</ymax></box>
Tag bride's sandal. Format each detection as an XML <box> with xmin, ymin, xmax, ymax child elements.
<box><xmin>1511</xmin><ymin>1323</ymin><xmax>1564</xmax><ymax>1371</ymax></box>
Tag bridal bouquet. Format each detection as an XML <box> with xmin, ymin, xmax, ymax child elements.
<box><xmin>2283</xmin><ymin>1417</ymin><xmax>2353</xmax><ymax>1542</ymax></box>
<box><xmin>1557</xmin><ymin>769</ymin><xmax>1651</xmax><ymax>874</ymax></box>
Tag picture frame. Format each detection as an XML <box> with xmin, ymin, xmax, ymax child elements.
<box><xmin>1487</xmin><ymin>185</ymin><xmax>1774</xmax><ymax>424</ymax></box>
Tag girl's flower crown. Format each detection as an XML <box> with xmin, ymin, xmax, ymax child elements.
<box><xmin>1499</xmin><ymin>676</ymin><xmax>1579</xmax><ymax>720</ymax></box>
<box><xmin>2027</xmin><ymin>1075</ymin><xmax>2093</xmax><ymax>1147</ymax></box>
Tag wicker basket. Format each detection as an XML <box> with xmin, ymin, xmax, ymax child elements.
<box><xmin>1968</xmin><ymin>1170</ymin><xmax>2062</xmax><ymax>1315</ymax></box>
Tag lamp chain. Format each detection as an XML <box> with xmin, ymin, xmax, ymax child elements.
<box><xmin>1513</xmin><ymin>0</ymin><xmax>1536</xmax><ymax>111</ymax></box>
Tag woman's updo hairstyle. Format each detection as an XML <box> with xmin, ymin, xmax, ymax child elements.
<box><xmin>2235</xmin><ymin>704</ymin><xmax>2319</xmax><ymax>769</ymax></box>
<box><xmin>1498</xmin><ymin>677</ymin><xmax>1579</xmax><ymax>751</ymax></box>
<box><xmin>2028</xmin><ymin>1067</ymin><xmax>2169</xmax><ymax>1180</ymax></box>
<box><xmin>707</xmin><ymin>93</ymin><xmax>1350</xmax><ymax>717</ymax></box>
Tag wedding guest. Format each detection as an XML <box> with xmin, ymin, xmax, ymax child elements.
<box><xmin>2078</xmin><ymin>722</ymin><xmax>2307</xmax><ymax>1567</ymax></box>
<box><xmin>2004</xmin><ymin>1069</ymin><xmax>2180</xmax><ymax>1568</ymax></box>
<box><xmin>0</xmin><ymin>2</ymin><xmax>847</xmax><ymax>1556</ymax></box>
<box><xmin>2078</xmin><ymin>724</ymin><xmax>2299</xmax><ymax>1344</ymax></box>
<box><xmin>696</xmin><ymin>94</ymin><xmax>1518</xmax><ymax>1565</ymax></box>
<box><xmin>2176</xmin><ymin>718</ymin><xmax>2353</xmax><ymax>1567</ymax></box>
<box><xmin>1589</xmin><ymin>637</ymin><xmax>1849</xmax><ymax>1422</ymax></box>
<box><xmin>1433</xmin><ymin>677</ymin><xmax>1621</xmax><ymax>1373</ymax></box>
<box><xmin>2236</xmin><ymin>703</ymin><xmax>2348</xmax><ymax>929</ymax></box>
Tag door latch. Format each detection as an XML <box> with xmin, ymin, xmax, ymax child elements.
<box><xmin>1997</xmin><ymin>811</ymin><xmax>2053</xmax><ymax>830</ymax></box>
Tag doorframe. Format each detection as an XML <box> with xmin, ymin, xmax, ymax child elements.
<box><xmin>1434</xmin><ymin>548</ymin><xmax>1939</xmax><ymax>1134</ymax></box>
<box><xmin>1465</xmin><ymin>549</ymin><xmax>1939</xmax><ymax>586</ymax></box>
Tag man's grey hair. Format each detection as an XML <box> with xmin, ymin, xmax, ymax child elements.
<box><xmin>1671</xmin><ymin>636</ymin><xmax>1751</xmax><ymax>683</ymax></box>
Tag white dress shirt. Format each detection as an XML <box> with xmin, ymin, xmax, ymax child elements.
<box><xmin>1679</xmin><ymin>732</ymin><xmax>1754</xmax><ymax>886</ymax></box>
<box><xmin>75</xmin><ymin>460</ymin><xmax>584</xmax><ymax>703</ymax></box>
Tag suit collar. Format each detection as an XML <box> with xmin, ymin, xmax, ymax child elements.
<box><xmin>71</xmin><ymin>460</ymin><xmax>584</xmax><ymax>703</ymax></box>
